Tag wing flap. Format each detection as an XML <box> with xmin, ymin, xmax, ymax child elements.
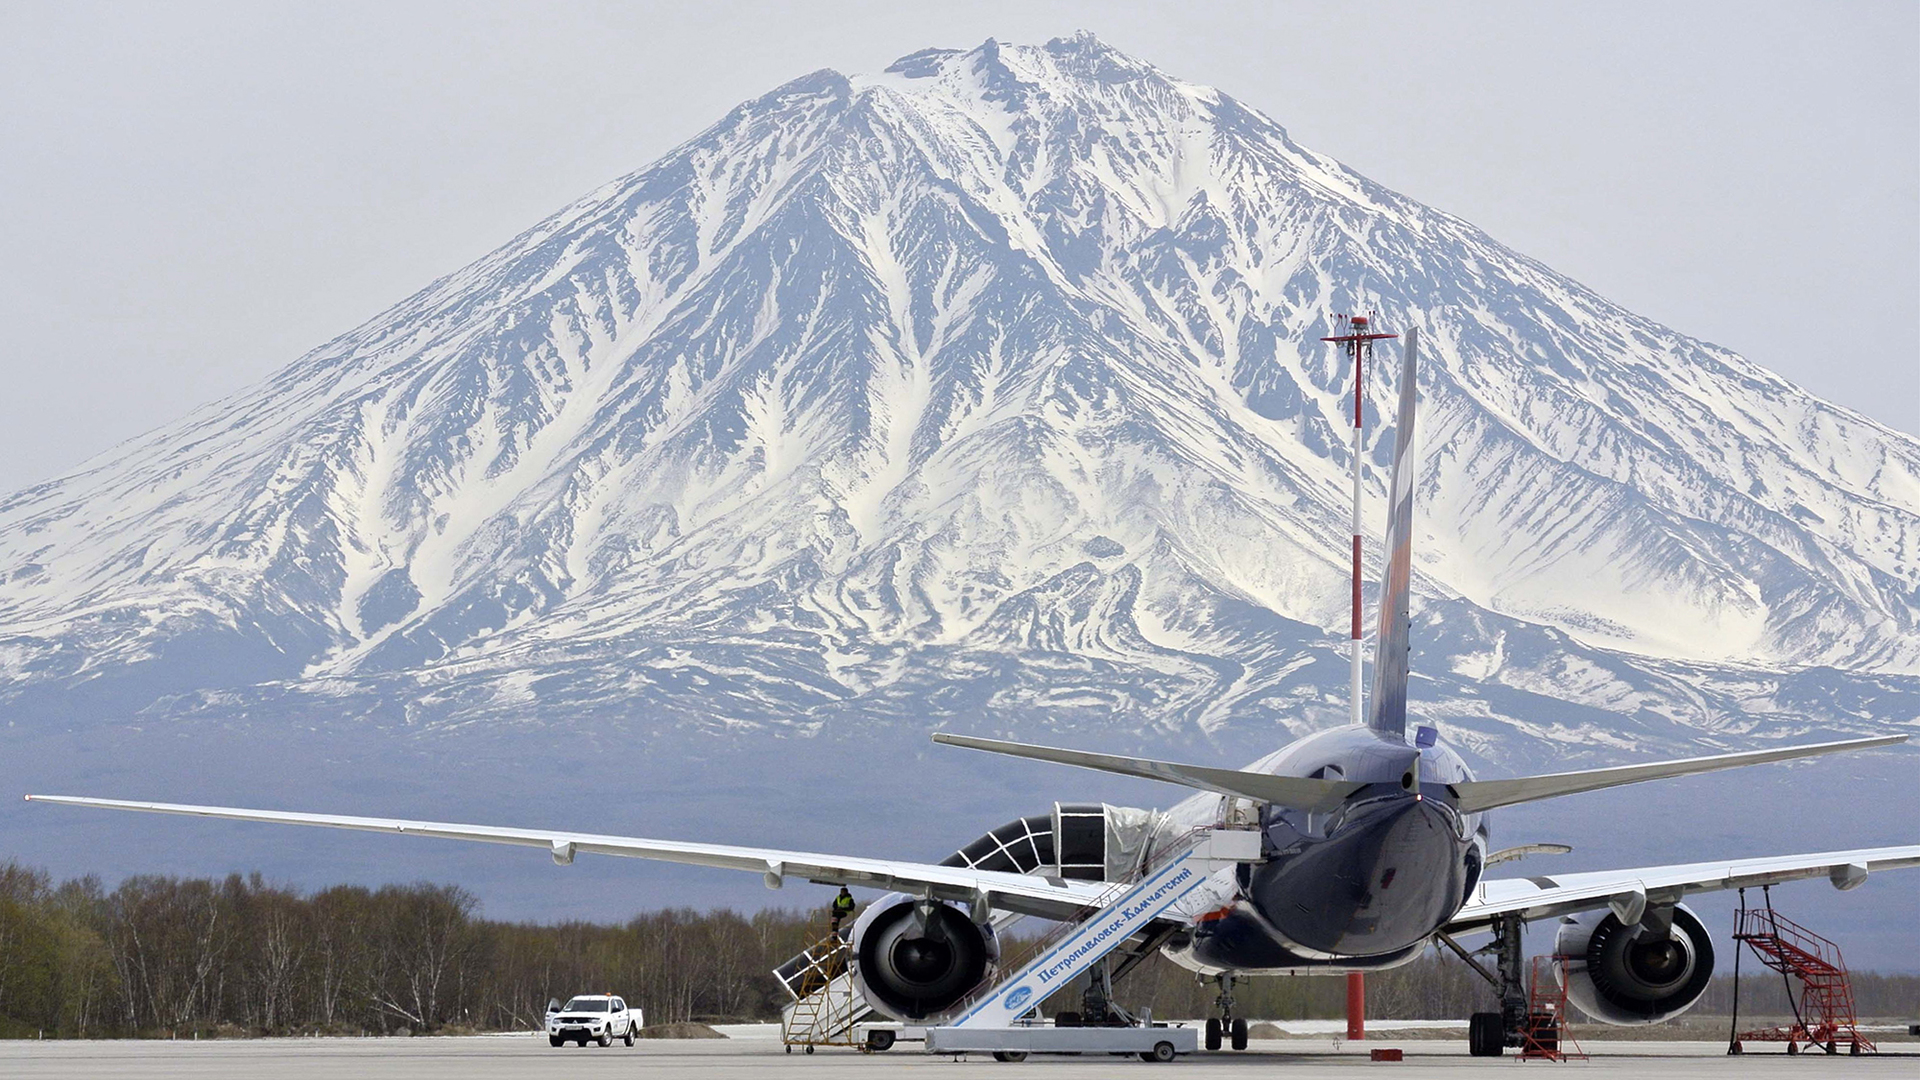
<box><xmin>930</xmin><ymin>733</ymin><xmax>1361</xmax><ymax>811</ymax></box>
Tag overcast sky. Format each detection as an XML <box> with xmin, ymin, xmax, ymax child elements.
<box><xmin>2</xmin><ymin>1</ymin><xmax>1914</xmax><ymax>494</ymax></box>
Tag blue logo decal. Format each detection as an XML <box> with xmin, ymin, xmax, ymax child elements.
<box><xmin>1003</xmin><ymin>986</ymin><xmax>1033</xmax><ymax>1011</ymax></box>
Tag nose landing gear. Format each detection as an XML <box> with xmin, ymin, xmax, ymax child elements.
<box><xmin>1204</xmin><ymin>974</ymin><xmax>1249</xmax><ymax>1051</ymax></box>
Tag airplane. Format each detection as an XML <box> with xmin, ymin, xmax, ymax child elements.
<box><xmin>28</xmin><ymin>324</ymin><xmax>1918</xmax><ymax>1056</ymax></box>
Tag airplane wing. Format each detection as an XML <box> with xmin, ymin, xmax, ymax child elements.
<box><xmin>1444</xmin><ymin>843</ymin><xmax>1920</xmax><ymax>934</ymax></box>
<box><xmin>23</xmin><ymin>795</ymin><xmax>1122</xmax><ymax>922</ymax></box>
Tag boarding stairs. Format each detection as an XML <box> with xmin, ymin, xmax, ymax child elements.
<box><xmin>775</xmin><ymin>926</ymin><xmax>871</xmax><ymax>1052</ymax></box>
<box><xmin>924</xmin><ymin>826</ymin><xmax>1258</xmax><ymax>1055</ymax></box>
<box><xmin>1731</xmin><ymin>900</ymin><xmax>1874</xmax><ymax>1055</ymax></box>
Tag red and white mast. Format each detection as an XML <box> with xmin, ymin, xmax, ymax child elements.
<box><xmin>1321</xmin><ymin>312</ymin><xmax>1396</xmax><ymax>1043</ymax></box>
<box><xmin>1322</xmin><ymin>314</ymin><xmax>1396</xmax><ymax>728</ymax></box>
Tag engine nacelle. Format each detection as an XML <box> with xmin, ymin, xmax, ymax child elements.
<box><xmin>1554</xmin><ymin>903</ymin><xmax>1715</xmax><ymax>1025</ymax></box>
<box><xmin>848</xmin><ymin>893</ymin><xmax>1000</xmax><ymax>1022</ymax></box>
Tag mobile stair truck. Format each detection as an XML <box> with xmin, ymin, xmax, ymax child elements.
<box><xmin>924</xmin><ymin>827</ymin><xmax>1259</xmax><ymax>1062</ymax></box>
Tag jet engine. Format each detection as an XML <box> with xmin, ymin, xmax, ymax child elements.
<box><xmin>1554</xmin><ymin>903</ymin><xmax>1714</xmax><ymax>1025</ymax></box>
<box><xmin>848</xmin><ymin>893</ymin><xmax>1000</xmax><ymax>1022</ymax></box>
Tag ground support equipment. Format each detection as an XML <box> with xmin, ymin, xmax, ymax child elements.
<box><xmin>775</xmin><ymin>924</ymin><xmax>872</xmax><ymax>1053</ymax></box>
<box><xmin>1517</xmin><ymin>955</ymin><xmax>1585</xmax><ymax>1062</ymax></box>
<box><xmin>923</xmin><ymin>826</ymin><xmax>1258</xmax><ymax>1062</ymax></box>
<box><xmin>1729</xmin><ymin>889</ymin><xmax>1874</xmax><ymax>1056</ymax></box>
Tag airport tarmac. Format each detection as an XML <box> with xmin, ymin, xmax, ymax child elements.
<box><xmin>2</xmin><ymin>1030</ymin><xmax>1915</xmax><ymax>1079</ymax></box>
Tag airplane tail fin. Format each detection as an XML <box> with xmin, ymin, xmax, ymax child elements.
<box><xmin>1367</xmin><ymin>326</ymin><xmax>1419</xmax><ymax>737</ymax></box>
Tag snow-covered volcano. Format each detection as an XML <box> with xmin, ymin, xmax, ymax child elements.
<box><xmin>4</xmin><ymin>34</ymin><xmax>1917</xmax><ymax>770</ymax></box>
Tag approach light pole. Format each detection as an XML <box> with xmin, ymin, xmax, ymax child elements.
<box><xmin>1322</xmin><ymin>312</ymin><xmax>1396</xmax><ymax>1043</ymax></box>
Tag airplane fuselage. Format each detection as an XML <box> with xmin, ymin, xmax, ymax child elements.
<box><xmin>1149</xmin><ymin>725</ymin><xmax>1486</xmax><ymax>976</ymax></box>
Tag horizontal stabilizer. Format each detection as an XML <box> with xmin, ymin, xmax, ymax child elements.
<box><xmin>1452</xmin><ymin>734</ymin><xmax>1907</xmax><ymax>814</ymax></box>
<box><xmin>931</xmin><ymin>733</ymin><xmax>1361</xmax><ymax>812</ymax></box>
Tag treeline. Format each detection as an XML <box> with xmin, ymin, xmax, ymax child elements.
<box><xmin>1</xmin><ymin>861</ymin><xmax>1913</xmax><ymax>1038</ymax></box>
<box><xmin>0</xmin><ymin>862</ymin><xmax>815</xmax><ymax>1037</ymax></box>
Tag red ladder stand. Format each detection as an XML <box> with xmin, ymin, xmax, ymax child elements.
<box><xmin>1731</xmin><ymin>895</ymin><xmax>1874</xmax><ymax>1056</ymax></box>
<box><xmin>1518</xmin><ymin>955</ymin><xmax>1586</xmax><ymax>1062</ymax></box>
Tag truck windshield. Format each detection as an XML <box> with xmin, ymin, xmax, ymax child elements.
<box><xmin>562</xmin><ymin>998</ymin><xmax>610</xmax><ymax>1013</ymax></box>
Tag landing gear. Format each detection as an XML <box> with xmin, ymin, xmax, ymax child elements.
<box><xmin>1077</xmin><ymin>958</ymin><xmax>1134</xmax><ymax>1027</ymax></box>
<box><xmin>1469</xmin><ymin>1012</ymin><xmax>1504</xmax><ymax>1057</ymax></box>
<box><xmin>1440</xmin><ymin>913</ymin><xmax>1529</xmax><ymax>1057</ymax></box>
<box><xmin>1205</xmin><ymin>973</ymin><xmax>1244</xmax><ymax>1050</ymax></box>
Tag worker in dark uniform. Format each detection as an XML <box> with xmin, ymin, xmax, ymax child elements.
<box><xmin>829</xmin><ymin>887</ymin><xmax>856</xmax><ymax>936</ymax></box>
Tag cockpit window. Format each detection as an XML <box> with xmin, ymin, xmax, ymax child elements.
<box><xmin>563</xmin><ymin>997</ymin><xmax>610</xmax><ymax>1013</ymax></box>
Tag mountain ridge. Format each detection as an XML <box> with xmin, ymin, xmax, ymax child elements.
<box><xmin>2</xmin><ymin>33</ymin><xmax>1916</xmax><ymax>775</ymax></box>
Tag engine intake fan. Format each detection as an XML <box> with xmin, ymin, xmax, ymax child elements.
<box><xmin>1555</xmin><ymin>902</ymin><xmax>1715</xmax><ymax>1025</ymax></box>
<box><xmin>848</xmin><ymin>893</ymin><xmax>999</xmax><ymax>1022</ymax></box>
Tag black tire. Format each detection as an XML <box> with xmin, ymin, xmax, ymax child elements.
<box><xmin>548</xmin><ymin>1035</ymin><xmax>562</xmax><ymax>1047</ymax></box>
<box><xmin>597</xmin><ymin>1030</ymin><xmax>611</xmax><ymax>1047</ymax></box>
<box><xmin>1468</xmin><ymin>1012</ymin><xmax>1504</xmax><ymax>1057</ymax></box>
<box><xmin>623</xmin><ymin>1024</ymin><xmax>635</xmax><ymax>1046</ymax></box>
<box><xmin>1231</xmin><ymin>1017</ymin><xmax>1248</xmax><ymax>1051</ymax></box>
<box><xmin>991</xmin><ymin>1050</ymin><xmax>1027</xmax><ymax>1062</ymax></box>
<box><xmin>1152</xmin><ymin>1040</ymin><xmax>1177</xmax><ymax>1063</ymax></box>
<box><xmin>804</xmin><ymin>1044</ymin><xmax>814</xmax><ymax>1055</ymax></box>
<box><xmin>866</xmin><ymin>1029</ymin><xmax>896</xmax><ymax>1052</ymax></box>
<box><xmin>1205</xmin><ymin>1017</ymin><xmax>1222</xmax><ymax>1051</ymax></box>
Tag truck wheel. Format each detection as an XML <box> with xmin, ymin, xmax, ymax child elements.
<box><xmin>597</xmin><ymin>1030</ymin><xmax>611</xmax><ymax>1047</ymax></box>
<box><xmin>623</xmin><ymin>1024</ymin><xmax>635</xmax><ymax>1046</ymax></box>
<box><xmin>1149</xmin><ymin>1041</ymin><xmax>1177</xmax><ymax>1063</ymax></box>
<box><xmin>866</xmin><ymin>1029</ymin><xmax>895</xmax><ymax>1052</ymax></box>
<box><xmin>1205</xmin><ymin>1017</ymin><xmax>1222</xmax><ymax>1051</ymax></box>
<box><xmin>991</xmin><ymin>1051</ymin><xmax>1027</xmax><ymax>1062</ymax></box>
<box><xmin>548</xmin><ymin>1035</ymin><xmax>562</xmax><ymax>1047</ymax></box>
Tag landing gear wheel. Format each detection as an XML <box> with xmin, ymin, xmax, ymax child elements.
<box><xmin>597</xmin><ymin>1030</ymin><xmax>611</xmax><ymax>1047</ymax></box>
<box><xmin>547</xmin><ymin>1035</ymin><xmax>562</xmax><ymax>1047</ymax></box>
<box><xmin>1468</xmin><ymin>1012</ymin><xmax>1504</xmax><ymax>1057</ymax></box>
<box><xmin>1231</xmin><ymin>1017</ymin><xmax>1248</xmax><ymax>1051</ymax></box>
<box><xmin>866</xmin><ymin>1029</ymin><xmax>895</xmax><ymax>1052</ymax></box>
<box><xmin>1205</xmin><ymin>1017</ymin><xmax>1222</xmax><ymax>1051</ymax></box>
<box><xmin>992</xmin><ymin>1050</ymin><xmax>1028</xmax><ymax>1062</ymax></box>
<box><xmin>623</xmin><ymin>1025</ymin><xmax>635</xmax><ymax>1046</ymax></box>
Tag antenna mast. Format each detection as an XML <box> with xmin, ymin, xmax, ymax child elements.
<box><xmin>1322</xmin><ymin>314</ymin><xmax>1397</xmax><ymax>728</ymax></box>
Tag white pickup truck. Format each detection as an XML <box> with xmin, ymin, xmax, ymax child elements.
<box><xmin>545</xmin><ymin>994</ymin><xmax>643</xmax><ymax>1047</ymax></box>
